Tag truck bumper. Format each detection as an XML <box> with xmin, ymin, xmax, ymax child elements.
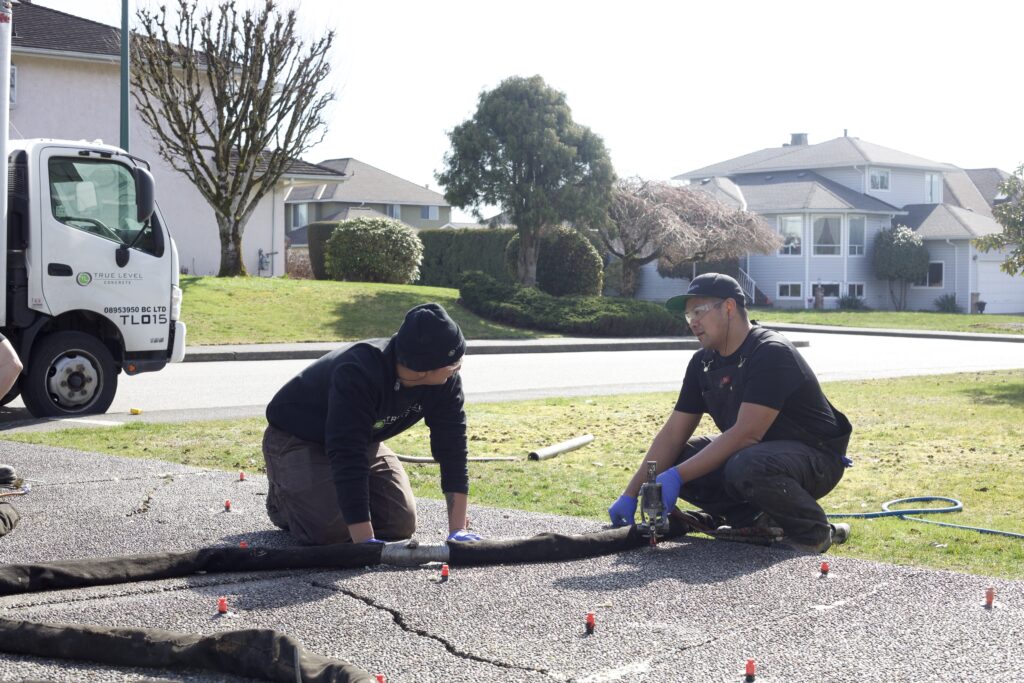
<box><xmin>170</xmin><ymin>321</ymin><xmax>187</xmax><ymax>363</ymax></box>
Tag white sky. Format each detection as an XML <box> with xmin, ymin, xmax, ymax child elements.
<box><xmin>32</xmin><ymin>0</ymin><xmax>1024</xmax><ymax>222</ymax></box>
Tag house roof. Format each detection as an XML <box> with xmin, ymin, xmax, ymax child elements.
<box><xmin>228</xmin><ymin>150</ymin><xmax>344</xmax><ymax>183</ymax></box>
<box><xmin>310</xmin><ymin>158</ymin><xmax>449</xmax><ymax>207</ymax></box>
<box><xmin>728</xmin><ymin>171</ymin><xmax>900</xmax><ymax>214</ymax></box>
<box><xmin>285</xmin><ymin>206</ymin><xmax>392</xmax><ymax>245</ymax></box>
<box><xmin>687</xmin><ymin>176</ymin><xmax>746</xmax><ymax>210</ymax></box>
<box><xmin>964</xmin><ymin>168</ymin><xmax>1011</xmax><ymax>209</ymax></box>
<box><xmin>900</xmin><ymin>203</ymin><xmax>1003</xmax><ymax>240</ymax></box>
<box><xmin>12</xmin><ymin>2</ymin><xmax>122</xmax><ymax>60</ymax></box>
<box><xmin>675</xmin><ymin>136</ymin><xmax>953</xmax><ymax>179</ymax></box>
<box><xmin>942</xmin><ymin>169</ymin><xmax>994</xmax><ymax>217</ymax></box>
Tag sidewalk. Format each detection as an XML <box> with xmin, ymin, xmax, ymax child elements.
<box><xmin>182</xmin><ymin>323</ymin><xmax>1022</xmax><ymax>362</ymax></box>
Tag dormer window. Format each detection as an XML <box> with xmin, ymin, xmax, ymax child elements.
<box><xmin>925</xmin><ymin>173</ymin><xmax>941</xmax><ymax>203</ymax></box>
<box><xmin>869</xmin><ymin>168</ymin><xmax>890</xmax><ymax>191</ymax></box>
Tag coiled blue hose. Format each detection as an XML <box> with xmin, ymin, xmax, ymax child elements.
<box><xmin>827</xmin><ymin>496</ymin><xmax>1024</xmax><ymax>539</ymax></box>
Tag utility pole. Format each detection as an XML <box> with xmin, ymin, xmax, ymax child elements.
<box><xmin>119</xmin><ymin>0</ymin><xmax>129</xmax><ymax>151</ymax></box>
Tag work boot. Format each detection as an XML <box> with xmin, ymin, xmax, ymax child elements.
<box><xmin>777</xmin><ymin>523</ymin><xmax>851</xmax><ymax>554</ymax></box>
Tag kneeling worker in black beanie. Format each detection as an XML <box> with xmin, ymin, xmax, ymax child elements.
<box><xmin>263</xmin><ymin>302</ymin><xmax>481</xmax><ymax>545</ymax></box>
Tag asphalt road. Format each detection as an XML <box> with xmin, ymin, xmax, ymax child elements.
<box><xmin>2</xmin><ymin>331</ymin><xmax>1024</xmax><ymax>431</ymax></box>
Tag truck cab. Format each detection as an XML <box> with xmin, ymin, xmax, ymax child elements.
<box><xmin>3</xmin><ymin>139</ymin><xmax>186</xmax><ymax>417</ymax></box>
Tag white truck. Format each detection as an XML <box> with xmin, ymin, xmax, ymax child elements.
<box><xmin>0</xmin><ymin>1</ymin><xmax>186</xmax><ymax>417</ymax></box>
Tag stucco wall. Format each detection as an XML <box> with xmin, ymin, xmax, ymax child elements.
<box><xmin>11</xmin><ymin>53</ymin><xmax>287</xmax><ymax>277</ymax></box>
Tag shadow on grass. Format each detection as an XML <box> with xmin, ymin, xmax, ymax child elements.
<box><xmin>957</xmin><ymin>381</ymin><xmax>1024</xmax><ymax>407</ymax></box>
<box><xmin>331</xmin><ymin>292</ymin><xmax>539</xmax><ymax>340</ymax></box>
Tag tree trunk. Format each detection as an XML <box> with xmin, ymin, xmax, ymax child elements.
<box><xmin>217</xmin><ymin>217</ymin><xmax>248</xmax><ymax>277</ymax></box>
<box><xmin>517</xmin><ymin>227</ymin><xmax>539</xmax><ymax>287</ymax></box>
<box><xmin>621</xmin><ymin>258</ymin><xmax>642</xmax><ymax>298</ymax></box>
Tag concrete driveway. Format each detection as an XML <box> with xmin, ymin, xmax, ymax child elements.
<box><xmin>1</xmin><ymin>443</ymin><xmax>1021</xmax><ymax>682</ymax></box>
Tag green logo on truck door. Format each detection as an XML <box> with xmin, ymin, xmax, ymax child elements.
<box><xmin>76</xmin><ymin>272</ymin><xmax>92</xmax><ymax>286</ymax></box>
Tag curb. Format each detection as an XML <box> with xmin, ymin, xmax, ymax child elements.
<box><xmin>759</xmin><ymin>322</ymin><xmax>1024</xmax><ymax>344</ymax></box>
<box><xmin>182</xmin><ymin>337</ymin><xmax>811</xmax><ymax>363</ymax></box>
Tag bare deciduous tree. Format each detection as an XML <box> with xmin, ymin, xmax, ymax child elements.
<box><xmin>657</xmin><ymin>185</ymin><xmax>781</xmax><ymax>277</ymax></box>
<box><xmin>132</xmin><ymin>0</ymin><xmax>334</xmax><ymax>276</ymax></box>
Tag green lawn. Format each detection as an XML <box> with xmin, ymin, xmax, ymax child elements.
<box><xmin>7</xmin><ymin>370</ymin><xmax>1023</xmax><ymax>578</ymax></box>
<box><xmin>180</xmin><ymin>276</ymin><xmax>545</xmax><ymax>345</ymax></box>
<box><xmin>178</xmin><ymin>276</ymin><xmax>1024</xmax><ymax>345</ymax></box>
<box><xmin>752</xmin><ymin>307</ymin><xmax>1024</xmax><ymax>335</ymax></box>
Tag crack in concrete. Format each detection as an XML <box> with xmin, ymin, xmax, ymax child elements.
<box><xmin>125</xmin><ymin>475</ymin><xmax>177</xmax><ymax>517</ymax></box>
<box><xmin>314</xmin><ymin>579</ymin><xmax>566</xmax><ymax>680</ymax></box>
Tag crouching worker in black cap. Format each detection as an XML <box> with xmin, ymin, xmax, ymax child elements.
<box><xmin>263</xmin><ymin>303</ymin><xmax>482</xmax><ymax>546</ymax></box>
<box><xmin>607</xmin><ymin>273</ymin><xmax>854</xmax><ymax>553</ymax></box>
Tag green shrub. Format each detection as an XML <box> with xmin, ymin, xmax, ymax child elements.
<box><xmin>459</xmin><ymin>271</ymin><xmax>686</xmax><ymax>337</ymax></box>
<box><xmin>506</xmin><ymin>225</ymin><xmax>603</xmax><ymax>296</ymax></box>
<box><xmin>934</xmin><ymin>293</ymin><xmax>962</xmax><ymax>313</ymax></box>
<box><xmin>324</xmin><ymin>217</ymin><xmax>423</xmax><ymax>284</ymax></box>
<box><xmin>306</xmin><ymin>222</ymin><xmax>339</xmax><ymax>280</ymax></box>
<box><xmin>418</xmin><ymin>228</ymin><xmax>516</xmax><ymax>287</ymax></box>
<box><xmin>838</xmin><ymin>294</ymin><xmax>869</xmax><ymax>310</ymax></box>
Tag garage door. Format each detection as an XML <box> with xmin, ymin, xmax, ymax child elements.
<box><xmin>978</xmin><ymin>261</ymin><xmax>1024</xmax><ymax>314</ymax></box>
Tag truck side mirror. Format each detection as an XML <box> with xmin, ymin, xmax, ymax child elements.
<box><xmin>134</xmin><ymin>167</ymin><xmax>155</xmax><ymax>223</ymax></box>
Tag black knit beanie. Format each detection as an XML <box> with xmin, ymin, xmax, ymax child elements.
<box><xmin>394</xmin><ymin>303</ymin><xmax>466</xmax><ymax>371</ymax></box>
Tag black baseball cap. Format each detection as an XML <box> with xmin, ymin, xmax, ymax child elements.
<box><xmin>394</xmin><ymin>303</ymin><xmax>466</xmax><ymax>371</ymax></box>
<box><xmin>665</xmin><ymin>273</ymin><xmax>746</xmax><ymax>314</ymax></box>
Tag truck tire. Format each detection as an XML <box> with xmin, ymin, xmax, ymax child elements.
<box><xmin>20</xmin><ymin>332</ymin><xmax>118</xmax><ymax>417</ymax></box>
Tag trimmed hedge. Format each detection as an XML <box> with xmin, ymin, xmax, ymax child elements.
<box><xmin>506</xmin><ymin>225</ymin><xmax>603</xmax><ymax>296</ymax></box>
<box><xmin>459</xmin><ymin>271</ymin><xmax>687</xmax><ymax>337</ymax></box>
<box><xmin>324</xmin><ymin>217</ymin><xmax>423</xmax><ymax>284</ymax></box>
<box><xmin>306</xmin><ymin>222</ymin><xmax>339</xmax><ymax>280</ymax></box>
<box><xmin>418</xmin><ymin>228</ymin><xmax>516</xmax><ymax>287</ymax></box>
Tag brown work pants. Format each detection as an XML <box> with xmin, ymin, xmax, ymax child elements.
<box><xmin>262</xmin><ymin>424</ymin><xmax>417</xmax><ymax>545</ymax></box>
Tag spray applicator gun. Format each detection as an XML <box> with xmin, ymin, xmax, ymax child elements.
<box><xmin>637</xmin><ymin>461</ymin><xmax>670</xmax><ymax>546</ymax></box>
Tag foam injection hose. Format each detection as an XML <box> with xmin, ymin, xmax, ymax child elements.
<box><xmin>528</xmin><ymin>434</ymin><xmax>595</xmax><ymax>461</ymax></box>
<box><xmin>828</xmin><ymin>496</ymin><xmax>1024</xmax><ymax>539</ymax></box>
<box><xmin>0</xmin><ymin>543</ymin><xmax>384</xmax><ymax>596</ymax></box>
<box><xmin>0</xmin><ymin>617</ymin><xmax>375</xmax><ymax>683</ymax></box>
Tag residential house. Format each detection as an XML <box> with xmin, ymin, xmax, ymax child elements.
<box><xmin>669</xmin><ymin>133</ymin><xmax>1021</xmax><ymax>313</ymax></box>
<box><xmin>10</xmin><ymin>1</ymin><xmax>341</xmax><ymax>276</ymax></box>
<box><xmin>284</xmin><ymin>158</ymin><xmax>451</xmax><ymax>245</ymax></box>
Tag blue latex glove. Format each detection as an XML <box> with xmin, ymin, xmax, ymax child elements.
<box><xmin>447</xmin><ymin>529</ymin><xmax>483</xmax><ymax>542</ymax></box>
<box><xmin>608</xmin><ymin>494</ymin><xmax>637</xmax><ymax>527</ymax></box>
<box><xmin>362</xmin><ymin>537</ymin><xmax>386</xmax><ymax>544</ymax></box>
<box><xmin>656</xmin><ymin>467</ymin><xmax>684</xmax><ymax>513</ymax></box>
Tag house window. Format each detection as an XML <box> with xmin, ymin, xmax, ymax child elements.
<box><xmin>848</xmin><ymin>283</ymin><xmax>865</xmax><ymax>298</ymax></box>
<box><xmin>812</xmin><ymin>216</ymin><xmax>841</xmax><ymax>255</ymax></box>
<box><xmin>778</xmin><ymin>283</ymin><xmax>802</xmax><ymax>299</ymax></box>
<box><xmin>914</xmin><ymin>262</ymin><xmax>945</xmax><ymax>288</ymax></box>
<box><xmin>925</xmin><ymin>173</ymin><xmax>941</xmax><ymax>203</ymax></box>
<box><xmin>813</xmin><ymin>282</ymin><xmax>840</xmax><ymax>298</ymax></box>
<box><xmin>388</xmin><ymin>204</ymin><xmax>402</xmax><ymax>219</ymax></box>
<box><xmin>290</xmin><ymin>203</ymin><xmax>308</xmax><ymax>230</ymax></box>
<box><xmin>778</xmin><ymin>215</ymin><xmax>802</xmax><ymax>255</ymax></box>
<box><xmin>869</xmin><ymin>168</ymin><xmax>890</xmax><ymax>191</ymax></box>
<box><xmin>420</xmin><ymin>205</ymin><xmax>439</xmax><ymax>221</ymax></box>
<box><xmin>848</xmin><ymin>215</ymin><xmax>865</xmax><ymax>256</ymax></box>
<box><xmin>9</xmin><ymin>65</ymin><xmax>15</xmax><ymax>107</ymax></box>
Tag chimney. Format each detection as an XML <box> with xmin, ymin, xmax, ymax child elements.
<box><xmin>790</xmin><ymin>133</ymin><xmax>808</xmax><ymax>146</ymax></box>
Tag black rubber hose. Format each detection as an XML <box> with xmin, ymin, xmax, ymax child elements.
<box><xmin>0</xmin><ymin>543</ymin><xmax>384</xmax><ymax>596</ymax></box>
<box><xmin>0</xmin><ymin>617</ymin><xmax>375</xmax><ymax>683</ymax></box>
<box><xmin>448</xmin><ymin>517</ymin><xmax>690</xmax><ymax>565</ymax></box>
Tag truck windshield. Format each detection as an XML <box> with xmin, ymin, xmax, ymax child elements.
<box><xmin>48</xmin><ymin>157</ymin><xmax>163</xmax><ymax>257</ymax></box>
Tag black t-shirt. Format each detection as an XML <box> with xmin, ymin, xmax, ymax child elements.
<box><xmin>675</xmin><ymin>327</ymin><xmax>843</xmax><ymax>442</ymax></box>
<box><xmin>266</xmin><ymin>337</ymin><xmax>468</xmax><ymax>525</ymax></box>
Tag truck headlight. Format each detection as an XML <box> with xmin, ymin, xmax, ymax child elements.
<box><xmin>171</xmin><ymin>284</ymin><xmax>182</xmax><ymax>320</ymax></box>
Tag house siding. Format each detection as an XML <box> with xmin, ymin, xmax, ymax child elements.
<box><xmin>905</xmin><ymin>240</ymin><xmax>958</xmax><ymax>311</ymax></box>
<box><xmin>816</xmin><ymin>167</ymin><xmax>864</xmax><ymax>194</ymax></box>
<box><xmin>636</xmin><ymin>261</ymin><xmax>688</xmax><ymax>302</ymax></box>
<box><xmin>866</xmin><ymin>167</ymin><xmax>929</xmax><ymax>210</ymax></box>
<box><xmin>749</xmin><ymin>213</ymin><xmax>897</xmax><ymax>309</ymax></box>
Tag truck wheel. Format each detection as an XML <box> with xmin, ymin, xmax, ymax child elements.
<box><xmin>21</xmin><ymin>332</ymin><xmax>118</xmax><ymax>417</ymax></box>
<box><xmin>0</xmin><ymin>383</ymin><xmax>19</xmax><ymax>407</ymax></box>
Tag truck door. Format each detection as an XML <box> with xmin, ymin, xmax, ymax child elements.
<box><xmin>38</xmin><ymin>149</ymin><xmax>173</xmax><ymax>355</ymax></box>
